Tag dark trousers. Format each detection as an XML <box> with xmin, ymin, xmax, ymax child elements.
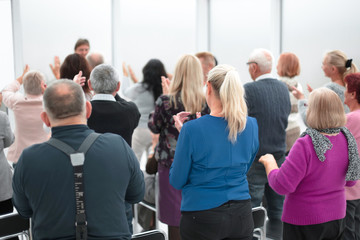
<box><xmin>343</xmin><ymin>199</ymin><xmax>360</xmax><ymax>240</ymax></box>
<box><xmin>0</xmin><ymin>198</ymin><xmax>18</xmax><ymax>240</ymax></box>
<box><xmin>180</xmin><ymin>199</ymin><xmax>253</xmax><ymax>240</ymax></box>
<box><xmin>248</xmin><ymin>154</ymin><xmax>285</xmax><ymax>239</ymax></box>
<box><xmin>247</xmin><ymin>154</ymin><xmax>285</xmax><ymax>220</ymax></box>
<box><xmin>283</xmin><ymin>219</ymin><xmax>345</xmax><ymax>240</ymax></box>
<box><xmin>0</xmin><ymin>198</ymin><xmax>13</xmax><ymax>214</ymax></box>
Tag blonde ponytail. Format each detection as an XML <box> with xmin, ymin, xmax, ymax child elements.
<box><xmin>326</xmin><ymin>50</ymin><xmax>359</xmax><ymax>80</ymax></box>
<box><xmin>208</xmin><ymin>65</ymin><xmax>247</xmax><ymax>143</ymax></box>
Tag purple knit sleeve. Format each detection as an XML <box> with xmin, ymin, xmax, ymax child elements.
<box><xmin>267</xmin><ymin>137</ymin><xmax>309</xmax><ymax>195</ymax></box>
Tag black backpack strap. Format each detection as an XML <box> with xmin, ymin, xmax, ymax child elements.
<box><xmin>46</xmin><ymin>132</ymin><xmax>100</xmax><ymax>240</ymax></box>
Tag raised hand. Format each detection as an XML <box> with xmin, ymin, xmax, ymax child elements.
<box><xmin>73</xmin><ymin>71</ymin><xmax>86</xmax><ymax>86</ymax></box>
<box><xmin>49</xmin><ymin>56</ymin><xmax>61</xmax><ymax>79</ymax></box>
<box><xmin>291</xmin><ymin>86</ymin><xmax>305</xmax><ymax>100</ymax></box>
<box><xmin>16</xmin><ymin>64</ymin><xmax>30</xmax><ymax>85</ymax></box>
<box><xmin>307</xmin><ymin>84</ymin><xmax>313</xmax><ymax>93</ymax></box>
<box><xmin>161</xmin><ymin>76</ymin><xmax>170</xmax><ymax>95</ymax></box>
<box><xmin>122</xmin><ymin>62</ymin><xmax>129</xmax><ymax>77</ymax></box>
<box><xmin>128</xmin><ymin>65</ymin><xmax>138</xmax><ymax>83</ymax></box>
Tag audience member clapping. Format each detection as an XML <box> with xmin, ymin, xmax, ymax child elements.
<box><xmin>60</xmin><ymin>53</ymin><xmax>93</xmax><ymax>100</ymax></box>
<box><xmin>2</xmin><ymin>65</ymin><xmax>49</xmax><ymax>166</ymax></box>
<box><xmin>122</xmin><ymin>59</ymin><xmax>167</xmax><ymax>162</ymax></box>
<box><xmin>148</xmin><ymin>54</ymin><xmax>210</xmax><ymax>240</ymax></box>
<box><xmin>259</xmin><ymin>87</ymin><xmax>360</xmax><ymax>240</ymax></box>
<box><xmin>293</xmin><ymin>50</ymin><xmax>359</xmax><ymax>122</ymax></box>
<box><xmin>277</xmin><ymin>52</ymin><xmax>303</xmax><ymax>153</ymax></box>
<box><xmin>170</xmin><ymin>64</ymin><xmax>259</xmax><ymax>240</ymax></box>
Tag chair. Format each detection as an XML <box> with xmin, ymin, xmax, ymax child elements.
<box><xmin>131</xmin><ymin>229</ymin><xmax>166</xmax><ymax>240</ymax></box>
<box><xmin>0</xmin><ymin>212</ymin><xmax>30</xmax><ymax>240</ymax></box>
<box><xmin>133</xmin><ymin>173</ymin><xmax>160</xmax><ymax>233</ymax></box>
<box><xmin>252</xmin><ymin>206</ymin><xmax>267</xmax><ymax>240</ymax></box>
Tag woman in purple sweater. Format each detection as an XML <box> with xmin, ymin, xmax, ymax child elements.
<box><xmin>259</xmin><ymin>87</ymin><xmax>360</xmax><ymax>240</ymax></box>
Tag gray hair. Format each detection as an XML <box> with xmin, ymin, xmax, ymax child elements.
<box><xmin>248</xmin><ymin>48</ymin><xmax>274</xmax><ymax>73</ymax></box>
<box><xmin>43</xmin><ymin>80</ymin><xmax>86</xmax><ymax>120</ymax></box>
<box><xmin>23</xmin><ymin>70</ymin><xmax>45</xmax><ymax>95</ymax></box>
<box><xmin>87</xmin><ymin>52</ymin><xmax>104</xmax><ymax>69</ymax></box>
<box><xmin>90</xmin><ymin>64</ymin><xmax>119</xmax><ymax>94</ymax></box>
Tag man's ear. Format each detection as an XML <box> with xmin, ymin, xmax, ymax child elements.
<box><xmin>41</xmin><ymin>112</ymin><xmax>51</xmax><ymax>127</ymax></box>
<box><xmin>85</xmin><ymin>101</ymin><xmax>92</xmax><ymax>119</ymax></box>
<box><xmin>116</xmin><ymin>81</ymin><xmax>120</xmax><ymax>92</ymax></box>
<box><xmin>88</xmin><ymin>80</ymin><xmax>93</xmax><ymax>91</ymax></box>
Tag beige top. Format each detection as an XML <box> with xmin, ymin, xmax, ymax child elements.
<box><xmin>2</xmin><ymin>80</ymin><xmax>49</xmax><ymax>163</ymax></box>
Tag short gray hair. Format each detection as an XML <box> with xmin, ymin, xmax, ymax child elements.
<box><xmin>248</xmin><ymin>48</ymin><xmax>274</xmax><ymax>73</ymax></box>
<box><xmin>23</xmin><ymin>70</ymin><xmax>45</xmax><ymax>95</ymax></box>
<box><xmin>90</xmin><ymin>64</ymin><xmax>119</xmax><ymax>94</ymax></box>
<box><xmin>43</xmin><ymin>80</ymin><xmax>86</xmax><ymax>120</ymax></box>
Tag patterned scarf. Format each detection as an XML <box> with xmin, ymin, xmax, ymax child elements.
<box><xmin>301</xmin><ymin>127</ymin><xmax>360</xmax><ymax>181</ymax></box>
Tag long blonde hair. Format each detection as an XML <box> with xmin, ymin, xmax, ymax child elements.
<box><xmin>326</xmin><ymin>50</ymin><xmax>359</xmax><ymax>80</ymax></box>
<box><xmin>168</xmin><ymin>54</ymin><xmax>205</xmax><ymax>113</ymax></box>
<box><xmin>208</xmin><ymin>64</ymin><xmax>247</xmax><ymax>143</ymax></box>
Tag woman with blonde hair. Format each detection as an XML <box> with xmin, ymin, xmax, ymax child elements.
<box><xmin>294</xmin><ymin>50</ymin><xmax>358</xmax><ymax>117</ymax></box>
<box><xmin>169</xmin><ymin>65</ymin><xmax>259</xmax><ymax>240</ymax></box>
<box><xmin>321</xmin><ymin>50</ymin><xmax>358</xmax><ymax>113</ymax></box>
<box><xmin>260</xmin><ymin>87</ymin><xmax>360</xmax><ymax>240</ymax></box>
<box><xmin>148</xmin><ymin>54</ymin><xmax>209</xmax><ymax>240</ymax></box>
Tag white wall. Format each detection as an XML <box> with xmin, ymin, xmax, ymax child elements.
<box><xmin>282</xmin><ymin>0</ymin><xmax>360</xmax><ymax>96</ymax></box>
<box><xmin>5</xmin><ymin>0</ymin><xmax>360</xmax><ymax>91</ymax></box>
<box><xmin>18</xmin><ymin>0</ymin><xmax>112</xmax><ymax>83</ymax></box>
<box><xmin>0</xmin><ymin>0</ymin><xmax>15</xmax><ymax>90</ymax></box>
<box><xmin>113</xmin><ymin>0</ymin><xmax>197</xmax><ymax>79</ymax></box>
<box><xmin>210</xmin><ymin>0</ymin><xmax>273</xmax><ymax>82</ymax></box>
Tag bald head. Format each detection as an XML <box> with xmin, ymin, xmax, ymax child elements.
<box><xmin>87</xmin><ymin>52</ymin><xmax>104</xmax><ymax>69</ymax></box>
<box><xmin>43</xmin><ymin>80</ymin><xmax>86</xmax><ymax>121</ymax></box>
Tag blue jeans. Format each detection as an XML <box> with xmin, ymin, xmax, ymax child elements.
<box><xmin>247</xmin><ymin>154</ymin><xmax>285</xmax><ymax>221</ymax></box>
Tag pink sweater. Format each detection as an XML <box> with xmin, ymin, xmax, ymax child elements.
<box><xmin>268</xmin><ymin>133</ymin><xmax>356</xmax><ymax>225</ymax></box>
<box><xmin>2</xmin><ymin>80</ymin><xmax>49</xmax><ymax>163</ymax></box>
<box><xmin>345</xmin><ymin>109</ymin><xmax>360</xmax><ymax>200</ymax></box>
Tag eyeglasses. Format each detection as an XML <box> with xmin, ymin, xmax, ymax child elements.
<box><xmin>246</xmin><ymin>61</ymin><xmax>257</xmax><ymax>65</ymax></box>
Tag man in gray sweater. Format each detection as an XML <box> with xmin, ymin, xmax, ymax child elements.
<box><xmin>244</xmin><ymin>48</ymin><xmax>291</xmax><ymax>239</ymax></box>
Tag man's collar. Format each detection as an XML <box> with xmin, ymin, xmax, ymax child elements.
<box><xmin>255</xmin><ymin>73</ymin><xmax>274</xmax><ymax>81</ymax></box>
<box><xmin>91</xmin><ymin>94</ymin><xmax>116</xmax><ymax>102</ymax></box>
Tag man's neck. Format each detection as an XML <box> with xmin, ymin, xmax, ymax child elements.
<box><xmin>255</xmin><ymin>72</ymin><xmax>273</xmax><ymax>81</ymax></box>
<box><xmin>50</xmin><ymin>116</ymin><xmax>87</xmax><ymax>128</ymax></box>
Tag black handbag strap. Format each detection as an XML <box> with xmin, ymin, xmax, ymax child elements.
<box><xmin>47</xmin><ymin>132</ymin><xmax>100</xmax><ymax>240</ymax></box>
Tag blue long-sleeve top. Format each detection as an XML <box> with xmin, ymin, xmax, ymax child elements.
<box><xmin>169</xmin><ymin>115</ymin><xmax>259</xmax><ymax>211</ymax></box>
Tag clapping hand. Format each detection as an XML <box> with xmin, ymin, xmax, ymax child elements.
<box><xmin>16</xmin><ymin>64</ymin><xmax>30</xmax><ymax>85</ymax></box>
<box><xmin>291</xmin><ymin>86</ymin><xmax>305</xmax><ymax>100</ymax></box>
<box><xmin>49</xmin><ymin>56</ymin><xmax>61</xmax><ymax>79</ymax></box>
<box><xmin>161</xmin><ymin>76</ymin><xmax>171</xmax><ymax>95</ymax></box>
<box><xmin>73</xmin><ymin>71</ymin><xmax>86</xmax><ymax>86</ymax></box>
<box><xmin>122</xmin><ymin>62</ymin><xmax>139</xmax><ymax>83</ymax></box>
<box><xmin>173</xmin><ymin>111</ymin><xmax>201</xmax><ymax>132</ymax></box>
<box><xmin>307</xmin><ymin>84</ymin><xmax>313</xmax><ymax>93</ymax></box>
